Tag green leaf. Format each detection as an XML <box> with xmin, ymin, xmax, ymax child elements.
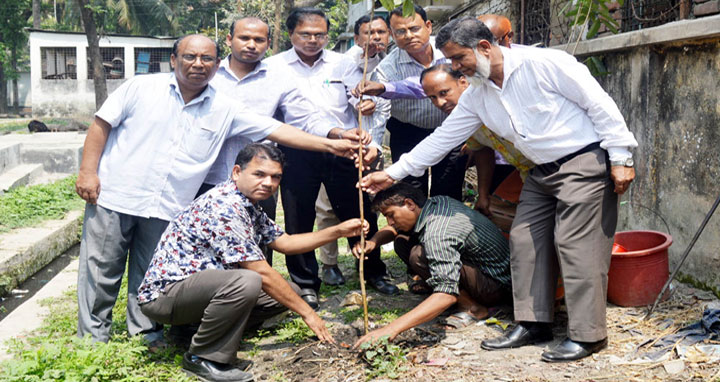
<box><xmin>587</xmin><ymin>19</ymin><xmax>601</xmax><ymax>38</ymax></box>
<box><xmin>379</xmin><ymin>0</ymin><xmax>396</xmax><ymax>12</ymax></box>
<box><xmin>402</xmin><ymin>0</ymin><xmax>414</xmax><ymax>17</ymax></box>
<box><xmin>365</xmin><ymin>350</ymin><xmax>377</xmax><ymax>360</ymax></box>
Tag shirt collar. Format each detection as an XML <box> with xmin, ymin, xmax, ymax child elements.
<box><xmin>218</xmin><ymin>56</ymin><xmax>268</xmax><ymax>82</ymax></box>
<box><xmin>168</xmin><ymin>72</ymin><xmax>215</xmax><ymax>106</ymax></box>
<box><xmin>286</xmin><ymin>47</ymin><xmax>328</xmax><ymax>67</ymax></box>
<box><xmin>413</xmin><ymin>198</ymin><xmax>436</xmax><ymax>234</ymax></box>
<box><xmin>398</xmin><ymin>36</ymin><xmax>442</xmax><ymax>65</ymax></box>
<box><xmin>499</xmin><ymin>45</ymin><xmax>522</xmax><ymax>86</ymax></box>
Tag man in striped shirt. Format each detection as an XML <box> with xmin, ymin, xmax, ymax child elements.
<box><xmin>351</xmin><ymin>183</ymin><xmax>511</xmax><ymax>347</ymax></box>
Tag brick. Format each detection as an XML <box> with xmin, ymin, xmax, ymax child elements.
<box><xmin>694</xmin><ymin>0</ymin><xmax>720</xmax><ymax>16</ymax></box>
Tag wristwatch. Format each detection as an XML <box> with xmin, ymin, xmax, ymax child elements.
<box><xmin>610</xmin><ymin>158</ymin><xmax>634</xmax><ymax>167</ymax></box>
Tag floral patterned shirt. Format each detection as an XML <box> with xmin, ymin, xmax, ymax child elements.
<box><xmin>137</xmin><ymin>179</ymin><xmax>284</xmax><ymax>304</ymax></box>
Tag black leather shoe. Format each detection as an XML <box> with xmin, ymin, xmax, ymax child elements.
<box><xmin>481</xmin><ymin>322</ymin><xmax>553</xmax><ymax>350</ymax></box>
<box><xmin>322</xmin><ymin>265</ymin><xmax>346</xmax><ymax>286</ymax></box>
<box><xmin>299</xmin><ymin>288</ymin><xmax>319</xmax><ymax>310</ymax></box>
<box><xmin>367</xmin><ymin>277</ymin><xmax>400</xmax><ymax>295</ymax></box>
<box><xmin>541</xmin><ymin>337</ymin><xmax>608</xmax><ymax>362</ymax></box>
<box><xmin>182</xmin><ymin>352</ymin><xmax>254</xmax><ymax>382</ymax></box>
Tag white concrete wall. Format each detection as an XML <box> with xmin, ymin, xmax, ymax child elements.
<box><xmin>5</xmin><ymin>72</ymin><xmax>31</xmax><ymax>108</ymax></box>
<box><xmin>29</xmin><ymin>31</ymin><xmax>175</xmax><ymax>118</ymax></box>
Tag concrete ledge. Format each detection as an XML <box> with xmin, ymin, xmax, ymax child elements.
<box><xmin>0</xmin><ymin>164</ymin><xmax>44</xmax><ymax>194</ymax></box>
<box><xmin>0</xmin><ymin>210</ymin><xmax>83</xmax><ymax>295</ymax></box>
<box><xmin>552</xmin><ymin>14</ymin><xmax>720</xmax><ymax>56</ymax></box>
<box><xmin>0</xmin><ymin>143</ymin><xmax>21</xmax><ymax>175</ymax></box>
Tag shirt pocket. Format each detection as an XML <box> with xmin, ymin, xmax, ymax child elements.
<box><xmin>182</xmin><ymin>122</ymin><xmax>221</xmax><ymax>162</ymax></box>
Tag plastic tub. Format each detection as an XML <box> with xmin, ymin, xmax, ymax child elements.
<box><xmin>607</xmin><ymin>230</ymin><xmax>672</xmax><ymax>307</ymax></box>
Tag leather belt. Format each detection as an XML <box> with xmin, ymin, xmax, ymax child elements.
<box><xmin>535</xmin><ymin>142</ymin><xmax>602</xmax><ymax>174</ymax></box>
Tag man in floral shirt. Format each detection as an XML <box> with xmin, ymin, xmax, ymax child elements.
<box><xmin>138</xmin><ymin>143</ymin><xmax>366</xmax><ymax>382</ymax></box>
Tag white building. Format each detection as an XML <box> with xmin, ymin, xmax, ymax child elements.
<box><xmin>28</xmin><ymin>29</ymin><xmax>175</xmax><ymax>118</ymax></box>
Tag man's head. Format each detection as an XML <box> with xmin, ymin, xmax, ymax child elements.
<box><xmin>171</xmin><ymin>34</ymin><xmax>222</xmax><ymax>92</ymax></box>
<box><xmin>227</xmin><ymin>17</ymin><xmax>270</xmax><ymax>64</ymax></box>
<box><xmin>436</xmin><ymin>17</ymin><xmax>497</xmax><ymax>85</ymax></box>
<box><xmin>420</xmin><ymin>64</ymin><xmax>469</xmax><ymax>114</ymax></box>
<box><xmin>232</xmin><ymin>143</ymin><xmax>285</xmax><ymax>204</ymax></box>
<box><xmin>477</xmin><ymin>14</ymin><xmax>513</xmax><ymax>48</ymax></box>
<box><xmin>354</xmin><ymin>15</ymin><xmax>390</xmax><ymax>57</ymax></box>
<box><xmin>388</xmin><ymin>5</ymin><xmax>432</xmax><ymax>56</ymax></box>
<box><xmin>371</xmin><ymin>183</ymin><xmax>426</xmax><ymax>233</ymax></box>
<box><xmin>287</xmin><ymin>8</ymin><xmax>329</xmax><ymax>60</ymax></box>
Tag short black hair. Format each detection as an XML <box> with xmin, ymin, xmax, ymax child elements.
<box><xmin>229</xmin><ymin>17</ymin><xmax>271</xmax><ymax>39</ymax></box>
<box><xmin>286</xmin><ymin>7</ymin><xmax>329</xmax><ymax>33</ymax></box>
<box><xmin>172</xmin><ymin>34</ymin><xmax>221</xmax><ymax>60</ymax></box>
<box><xmin>388</xmin><ymin>4</ymin><xmax>428</xmax><ymax>24</ymax></box>
<box><xmin>420</xmin><ymin>63</ymin><xmax>464</xmax><ymax>83</ymax></box>
<box><xmin>354</xmin><ymin>15</ymin><xmax>390</xmax><ymax>35</ymax></box>
<box><xmin>436</xmin><ymin>16</ymin><xmax>496</xmax><ymax>51</ymax></box>
<box><xmin>235</xmin><ymin>143</ymin><xmax>285</xmax><ymax>169</ymax></box>
<box><xmin>371</xmin><ymin>182</ymin><xmax>426</xmax><ymax>213</ymax></box>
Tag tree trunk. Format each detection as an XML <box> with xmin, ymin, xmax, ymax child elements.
<box><xmin>271</xmin><ymin>0</ymin><xmax>284</xmax><ymax>54</ymax></box>
<box><xmin>11</xmin><ymin>48</ymin><xmax>19</xmax><ymax>114</ymax></box>
<box><xmin>78</xmin><ymin>0</ymin><xmax>108</xmax><ymax>109</ymax></box>
<box><xmin>32</xmin><ymin>0</ymin><xmax>41</xmax><ymax>28</ymax></box>
<box><xmin>0</xmin><ymin>65</ymin><xmax>7</xmax><ymax>114</ymax></box>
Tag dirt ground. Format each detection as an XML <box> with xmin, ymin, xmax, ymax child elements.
<box><xmin>236</xmin><ymin>259</ymin><xmax>720</xmax><ymax>382</ymax></box>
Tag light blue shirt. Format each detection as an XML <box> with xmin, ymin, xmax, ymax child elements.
<box><xmin>204</xmin><ymin>58</ymin><xmax>334</xmax><ymax>185</ymax></box>
<box><xmin>95</xmin><ymin>73</ymin><xmax>282</xmax><ymax>221</ymax></box>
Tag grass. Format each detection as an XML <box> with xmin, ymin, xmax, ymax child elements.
<box><xmin>0</xmin><ymin>119</ymin><xmax>72</xmax><ymax>135</ymax></box>
<box><xmin>0</xmin><ymin>175</ymin><xmax>84</xmax><ymax>233</ymax></box>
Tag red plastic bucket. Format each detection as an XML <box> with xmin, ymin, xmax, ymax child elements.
<box><xmin>607</xmin><ymin>230</ymin><xmax>672</xmax><ymax>307</ymax></box>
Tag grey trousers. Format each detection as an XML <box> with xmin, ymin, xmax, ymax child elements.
<box><xmin>77</xmin><ymin>203</ymin><xmax>168</xmax><ymax>342</ymax></box>
<box><xmin>141</xmin><ymin>269</ymin><xmax>295</xmax><ymax>364</ymax></box>
<box><xmin>510</xmin><ymin>148</ymin><xmax>617</xmax><ymax>342</ymax></box>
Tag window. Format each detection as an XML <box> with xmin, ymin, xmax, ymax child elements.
<box><xmin>134</xmin><ymin>48</ymin><xmax>173</xmax><ymax>74</ymax></box>
<box><xmin>87</xmin><ymin>47</ymin><xmax>125</xmax><ymax>79</ymax></box>
<box><xmin>41</xmin><ymin>47</ymin><xmax>77</xmax><ymax>79</ymax></box>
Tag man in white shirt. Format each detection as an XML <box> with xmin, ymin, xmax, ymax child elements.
<box><xmin>264</xmin><ymin>8</ymin><xmax>398</xmax><ymax>307</ymax></box>
<box><xmin>74</xmin><ymin>34</ymin><xmax>358</xmax><ymax>345</ymax></box>
<box><xmin>360</xmin><ymin>17</ymin><xmax>638</xmax><ymax>362</ymax></box>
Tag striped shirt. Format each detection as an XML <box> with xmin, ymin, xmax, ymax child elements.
<box><xmin>415</xmin><ymin>196</ymin><xmax>511</xmax><ymax>295</ymax></box>
<box><xmin>371</xmin><ymin>37</ymin><xmax>449</xmax><ymax>130</ymax></box>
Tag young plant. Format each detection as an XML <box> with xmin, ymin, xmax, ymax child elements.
<box><xmin>359</xmin><ymin>335</ymin><xmax>408</xmax><ymax>380</ymax></box>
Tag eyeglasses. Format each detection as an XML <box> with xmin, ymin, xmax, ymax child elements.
<box><xmin>181</xmin><ymin>54</ymin><xmax>216</xmax><ymax>64</ymax></box>
<box><xmin>296</xmin><ymin>32</ymin><xmax>328</xmax><ymax>41</ymax></box>
<box><xmin>392</xmin><ymin>26</ymin><xmax>423</xmax><ymax>38</ymax></box>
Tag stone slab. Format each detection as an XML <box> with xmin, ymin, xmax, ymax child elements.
<box><xmin>0</xmin><ymin>143</ymin><xmax>21</xmax><ymax>176</ymax></box>
<box><xmin>0</xmin><ymin>163</ymin><xmax>44</xmax><ymax>194</ymax></box>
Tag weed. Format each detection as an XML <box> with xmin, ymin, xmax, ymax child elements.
<box><xmin>340</xmin><ymin>307</ymin><xmax>409</xmax><ymax>326</ymax></box>
<box><xmin>0</xmin><ymin>175</ymin><xmax>84</xmax><ymax>233</ymax></box>
<box><xmin>359</xmin><ymin>335</ymin><xmax>407</xmax><ymax>380</ymax></box>
<box><xmin>273</xmin><ymin>317</ymin><xmax>315</xmax><ymax>344</ymax></box>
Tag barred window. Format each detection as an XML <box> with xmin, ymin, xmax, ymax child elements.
<box><xmin>41</xmin><ymin>47</ymin><xmax>77</xmax><ymax>80</ymax></box>
<box><xmin>87</xmin><ymin>47</ymin><xmax>125</xmax><ymax>80</ymax></box>
<box><xmin>134</xmin><ymin>48</ymin><xmax>173</xmax><ymax>74</ymax></box>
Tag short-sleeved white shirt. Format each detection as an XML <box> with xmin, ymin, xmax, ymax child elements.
<box><xmin>94</xmin><ymin>72</ymin><xmax>282</xmax><ymax>221</ymax></box>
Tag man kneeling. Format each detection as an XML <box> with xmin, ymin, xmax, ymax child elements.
<box><xmin>353</xmin><ymin>183</ymin><xmax>511</xmax><ymax>348</ymax></box>
<box><xmin>137</xmin><ymin>143</ymin><xmax>368</xmax><ymax>382</ymax></box>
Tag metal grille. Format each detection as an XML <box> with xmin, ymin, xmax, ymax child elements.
<box><xmin>87</xmin><ymin>47</ymin><xmax>125</xmax><ymax>80</ymax></box>
<box><xmin>523</xmin><ymin>0</ymin><xmax>552</xmax><ymax>46</ymax></box>
<box><xmin>41</xmin><ymin>47</ymin><xmax>77</xmax><ymax>79</ymax></box>
<box><xmin>621</xmin><ymin>0</ymin><xmax>680</xmax><ymax>31</ymax></box>
<box><xmin>134</xmin><ymin>48</ymin><xmax>173</xmax><ymax>74</ymax></box>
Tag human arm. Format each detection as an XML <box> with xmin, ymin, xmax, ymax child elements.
<box><xmin>473</xmin><ymin>147</ymin><xmax>495</xmax><ymax>216</ymax></box>
<box><xmin>352</xmin><ymin>77</ymin><xmax>426</xmax><ymax>100</ymax></box>
<box><xmin>240</xmin><ymin>260</ymin><xmax>334</xmax><ymax>343</ymax></box>
<box><xmin>352</xmin><ymin>226</ymin><xmax>397</xmax><ymax>259</ymax></box>
<box><xmin>75</xmin><ymin>117</ymin><xmax>112</xmax><ymax>204</ymax></box>
<box><xmin>266</xmin><ymin>124</ymin><xmax>359</xmax><ymax>159</ymax></box>
<box><xmin>610</xmin><ymin>166</ymin><xmax>635</xmax><ymax>194</ymax></box>
<box><xmin>353</xmin><ymin>292</ymin><xmax>457</xmax><ymax>348</ymax></box>
<box><xmin>269</xmin><ymin>218</ymin><xmax>369</xmax><ymax>255</ymax></box>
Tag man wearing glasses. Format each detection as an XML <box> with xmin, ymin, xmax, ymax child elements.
<box><xmin>264</xmin><ymin>8</ymin><xmax>399</xmax><ymax>309</ymax></box>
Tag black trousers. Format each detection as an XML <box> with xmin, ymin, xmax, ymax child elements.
<box><xmin>386</xmin><ymin>117</ymin><xmax>467</xmax><ymax>201</ymax></box>
<box><xmin>279</xmin><ymin>146</ymin><xmax>387</xmax><ymax>291</ymax></box>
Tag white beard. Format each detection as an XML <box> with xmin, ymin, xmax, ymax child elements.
<box><xmin>467</xmin><ymin>49</ymin><xmax>491</xmax><ymax>87</ymax></box>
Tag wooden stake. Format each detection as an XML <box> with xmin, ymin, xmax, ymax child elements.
<box><xmin>356</xmin><ymin>7</ymin><xmax>376</xmax><ymax>335</ymax></box>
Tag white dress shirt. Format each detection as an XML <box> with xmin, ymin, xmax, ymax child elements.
<box><xmin>95</xmin><ymin>73</ymin><xmax>282</xmax><ymax>221</ymax></box>
<box><xmin>386</xmin><ymin>45</ymin><xmax>638</xmax><ymax>180</ymax></box>
<box><xmin>204</xmin><ymin>58</ymin><xmax>335</xmax><ymax>185</ymax></box>
<box><xmin>344</xmin><ymin>45</ymin><xmax>389</xmax><ymax>148</ymax></box>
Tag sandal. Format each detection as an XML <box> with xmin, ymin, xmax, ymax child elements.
<box><xmin>442</xmin><ymin>311</ymin><xmax>481</xmax><ymax>331</ymax></box>
<box><xmin>408</xmin><ymin>275</ymin><xmax>432</xmax><ymax>295</ymax></box>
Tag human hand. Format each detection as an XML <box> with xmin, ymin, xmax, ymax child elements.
<box><xmin>358</xmin><ymin>171</ymin><xmax>395</xmax><ymax>194</ymax></box>
<box><xmin>354</xmin><ymin>146</ymin><xmax>378</xmax><ymax>171</ymax></box>
<box><xmin>352</xmin><ymin>80</ymin><xmax>386</xmax><ymax>98</ymax></box>
<box><xmin>336</xmin><ymin>218</ymin><xmax>370</xmax><ymax>238</ymax></box>
<box><xmin>328</xmin><ymin>139</ymin><xmax>360</xmax><ymax>160</ymax></box>
<box><xmin>302</xmin><ymin>312</ymin><xmax>336</xmax><ymax>344</ymax></box>
<box><xmin>352</xmin><ymin>327</ymin><xmax>397</xmax><ymax>350</ymax></box>
<box><xmin>610</xmin><ymin>165</ymin><xmax>635</xmax><ymax>194</ymax></box>
<box><xmin>356</xmin><ymin>99</ymin><xmax>376</xmax><ymax>116</ymax></box>
<box><xmin>474</xmin><ymin>194</ymin><xmax>492</xmax><ymax>217</ymax></box>
<box><xmin>342</xmin><ymin>128</ymin><xmax>372</xmax><ymax>146</ymax></box>
<box><xmin>76</xmin><ymin>170</ymin><xmax>101</xmax><ymax>204</ymax></box>
<box><xmin>351</xmin><ymin>240</ymin><xmax>377</xmax><ymax>260</ymax></box>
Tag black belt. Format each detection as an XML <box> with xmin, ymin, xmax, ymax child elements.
<box><xmin>535</xmin><ymin>142</ymin><xmax>602</xmax><ymax>174</ymax></box>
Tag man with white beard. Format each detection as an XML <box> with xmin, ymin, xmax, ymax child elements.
<box><xmin>360</xmin><ymin>16</ymin><xmax>638</xmax><ymax>362</ymax></box>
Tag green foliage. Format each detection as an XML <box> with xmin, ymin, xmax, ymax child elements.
<box><xmin>340</xmin><ymin>306</ymin><xmax>408</xmax><ymax>325</ymax></box>
<box><xmin>359</xmin><ymin>335</ymin><xmax>407</xmax><ymax>380</ymax></box>
<box><xmin>273</xmin><ymin>317</ymin><xmax>315</xmax><ymax>344</ymax></box>
<box><xmin>0</xmin><ymin>175</ymin><xmax>84</xmax><ymax>233</ymax></box>
<box><xmin>564</xmin><ymin>0</ymin><xmax>624</xmax><ymax>39</ymax></box>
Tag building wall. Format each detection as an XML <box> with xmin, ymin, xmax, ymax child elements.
<box><xmin>29</xmin><ymin>31</ymin><xmax>174</xmax><ymax>119</ymax></box>
<box><xmin>463</xmin><ymin>0</ymin><xmax>519</xmax><ymax>30</ymax></box>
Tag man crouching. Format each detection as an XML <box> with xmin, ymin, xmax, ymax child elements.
<box><xmin>137</xmin><ymin>143</ymin><xmax>367</xmax><ymax>382</ymax></box>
